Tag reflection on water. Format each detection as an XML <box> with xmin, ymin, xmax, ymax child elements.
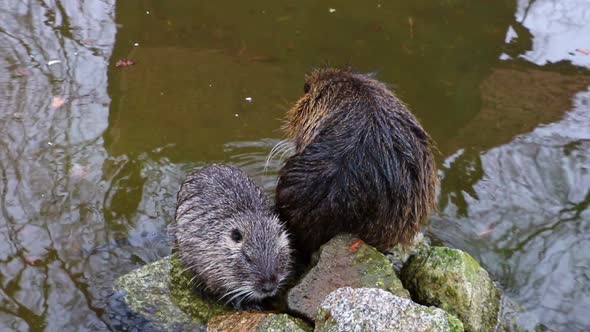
<box><xmin>436</xmin><ymin>88</ymin><xmax>590</xmax><ymax>330</ymax></box>
<box><xmin>0</xmin><ymin>0</ymin><xmax>589</xmax><ymax>331</ymax></box>
<box><xmin>0</xmin><ymin>0</ymin><xmax>117</xmax><ymax>330</ymax></box>
<box><xmin>512</xmin><ymin>0</ymin><xmax>590</xmax><ymax>67</ymax></box>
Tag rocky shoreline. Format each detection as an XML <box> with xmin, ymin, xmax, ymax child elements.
<box><xmin>108</xmin><ymin>233</ymin><xmax>503</xmax><ymax>331</ymax></box>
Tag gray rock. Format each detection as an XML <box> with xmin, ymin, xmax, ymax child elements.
<box><xmin>401</xmin><ymin>246</ymin><xmax>501</xmax><ymax>332</ymax></box>
<box><xmin>208</xmin><ymin>311</ymin><xmax>311</xmax><ymax>332</ymax></box>
<box><xmin>288</xmin><ymin>234</ymin><xmax>410</xmax><ymax>321</ymax></box>
<box><xmin>315</xmin><ymin>287</ymin><xmax>463</xmax><ymax>332</ymax></box>
<box><xmin>112</xmin><ymin>255</ymin><xmax>227</xmax><ymax>331</ymax></box>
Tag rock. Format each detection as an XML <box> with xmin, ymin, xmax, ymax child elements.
<box><xmin>386</xmin><ymin>232</ymin><xmax>430</xmax><ymax>272</ymax></box>
<box><xmin>208</xmin><ymin>312</ymin><xmax>311</xmax><ymax>332</ymax></box>
<box><xmin>112</xmin><ymin>255</ymin><xmax>228</xmax><ymax>331</ymax></box>
<box><xmin>401</xmin><ymin>247</ymin><xmax>501</xmax><ymax>332</ymax></box>
<box><xmin>315</xmin><ymin>287</ymin><xmax>463</xmax><ymax>332</ymax></box>
<box><xmin>287</xmin><ymin>234</ymin><xmax>410</xmax><ymax>321</ymax></box>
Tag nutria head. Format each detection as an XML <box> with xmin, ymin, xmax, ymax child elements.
<box><xmin>173</xmin><ymin>164</ymin><xmax>292</xmax><ymax>306</ymax></box>
<box><xmin>221</xmin><ymin>211</ymin><xmax>292</xmax><ymax>303</ymax></box>
<box><xmin>285</xmin><ymin>68</ymin><xmax>391</xmax><ymax>153</ymax></box>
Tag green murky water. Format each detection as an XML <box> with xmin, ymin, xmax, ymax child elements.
<box><xmin>1</xmin><ymin>0</ymin><xmax>589</xmax><ymax>331</ymax></box>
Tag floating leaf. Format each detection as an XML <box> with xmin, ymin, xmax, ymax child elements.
<box><xmin>52</xmin><ymin>96</ymin><xmax>65</xmax><ymax>108</ymax></box>
<box><xmin>115</xmin><ymin>58</ymin><xmax>136</xmax><ymax>67</ymax></box>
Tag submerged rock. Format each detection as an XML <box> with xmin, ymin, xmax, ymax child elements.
<box><xmin>112</xmin><ymin>255</ymin><xmax>227</xmax><ymax>331</ymax></box>
<box><xmin>287</xmin><ymin>234</ymin><xmax>410</xmax><ymax>321</ymax></box>
<box><xmin>401</xmin><ymin>247</ymin><xmax>501</xmax><ymax>332</ymax></box>
<box><xmin>315</xmin><ymin>287</ymin><xmax>463</xmax><ymax>332</ymax></box>
<box><xmin>208</xmin><ymin>311</ymin><xmax>311</xmax><ymax>332</ymax></box>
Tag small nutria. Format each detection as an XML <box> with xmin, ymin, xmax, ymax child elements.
<box><xmin>171</xmin><ymin>164</ymin><xmax>292</xmax><ymax>307</ymax></box>
<box><xmin>276</xmin><ymin>68</ymin><xmax>438</xmax><ymax>257</ymax></box>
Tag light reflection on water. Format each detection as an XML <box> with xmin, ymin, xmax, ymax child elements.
<box><xmin>0</xmin><ymin>0</ymin><xmax>589</xmax><ymax>331</ymax></box>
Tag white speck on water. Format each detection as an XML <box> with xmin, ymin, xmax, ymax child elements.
<box><xmin>329</xmin><ymin>8</ymin><xmax>336</xmax><ymax>13</ymax></box>
<box><xmin>47</xmin><ymin>142</ymin><xmax>53</xmax><ymax>146</ymax></box>
<box><xmin>235</xmin><ymin>114</ymin><xmax>239</xmax><ymax>117</ymax></box>
<box><xmin>47</xmin><ymin>60</ymin><xmax>61</xmax><ymax>66</ymax></box>
<box><xmin>146</xmin><ymin>11</ymin><xmax>150</xmax><ymax>14</ymax></box>
<box><xmin>377</xmin><ymin>4</ymin><xmax>382</xmax><ymax>8</ymax></box>
<box><xmin>134</xmin><ymin>42</ymin><xmax>139</xmax><ymax>47</ymax></box>
<box><xmin>209</xmin><ymin>84</ymin><xmax>212</xmax><ymax>87</ymax></box>
<box><xmin>245</xmin><ymin>97</ymin><xmax>253</xmax><ymax>102</ymax></box>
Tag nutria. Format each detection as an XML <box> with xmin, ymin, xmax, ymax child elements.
<box><xmin>276</xmin><ymin>68</ymin><xmax>438</xmax><ymax>257</ymax></box>
<box><xmin>171</xmin><ymin>164</ymin><xmax>292</xmax><ymax>307</ymax></box>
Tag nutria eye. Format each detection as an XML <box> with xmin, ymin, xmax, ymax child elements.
<box><xmin>231</xmin><ymin>229</ymin><xmax>242</xmax><ymax>242</ymax></box>
<box><xmin>303</xmin><ymin>82</ymin><xmax>310</xmax><ymax>93</ymax></box>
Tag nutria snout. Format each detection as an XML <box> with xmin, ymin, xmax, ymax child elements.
<box><xmin>171</xmin><ymin>164</ymin><xmax>292</xmax><ymax>306</ymax></box>
<box><xmin>276</xmin><ymin>68</ymin><xmax>438</xmax><ymax>257</ymax></box>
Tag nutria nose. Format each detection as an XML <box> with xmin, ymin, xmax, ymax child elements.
<box><xmin>260</xmin><ymin>281</ymin><xmax>276</xmax><ymax>294</ymax></box>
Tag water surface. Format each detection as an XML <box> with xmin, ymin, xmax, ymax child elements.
<box><xmin>0</xmin><ymin>0</ymin><xmax>589</xmax><ymax>331</ymax></box>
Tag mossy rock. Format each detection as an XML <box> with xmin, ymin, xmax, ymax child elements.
<box><xmin>315</xmin><ymin>287</ymin><xmax>463</xmax><ymax>332</ymax></box>
<box><xmin>208</xmin><ymin>311</ymin><xmax>312</xmax><ymax>331</ymax></box>
<box><xmin>287</xmin><ymin>234</ymin><xmax>410</xmax><ymax>321</ymax></box>
<box><xmin>401</xmin><ymin>247</ymin><xmax>501</xmax><ymax>332</ymax></box>
<box><xmin>112</xmin><ymin>255</ymin><xmax>229</xmax><ymax>331</ymax></box>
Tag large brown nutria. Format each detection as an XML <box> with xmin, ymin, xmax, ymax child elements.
<box><xmin>171</xmin><ymin>164</ymin><xmax>292</xmax><ymax>307</ymax></box>
<box><xmin>275</xmin><ymin>68</ymin><xmax>438</xmax><ymax>257</ymax></box>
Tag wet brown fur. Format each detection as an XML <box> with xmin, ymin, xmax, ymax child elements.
<box><xmin>276</xmin><ymin>68</ymin><xmax>438</xmax><ymax>257</ymax></box>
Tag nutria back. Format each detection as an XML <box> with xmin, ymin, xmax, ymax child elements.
<box><xmin>276</xmin><ymin>68</ymin><xmax>438</xmax><ymax>257</ymax></box>
<box><xmin>172</xmin><ymin>164</ymin><xmax>291</xmax><ymax>306</ymax></box>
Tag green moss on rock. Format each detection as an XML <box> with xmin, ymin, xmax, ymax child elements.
<box><xmin>401</xmin><ymin>247</ymin><xmax>501</xmax><ymax>332</ymax></box>
<box><xmin>113</xmin><ymin>255</ymin><xmax>229</xmax><ymax>331</ymax></box>
<box><xmin>168</xmin><ymin>254</ymin><xmax>228</xmax><ymax>322</ymax></box>
<box><xmin>257</xmin><ymin>313</ymin><xmax>312</xmax><ymax>332</ymax></box>
<box><xmin>207</xmin><ymin>312</ymin><xmax>311</xmax><ymax>332</ymax></box>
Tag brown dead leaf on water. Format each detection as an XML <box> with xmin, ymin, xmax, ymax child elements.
<box><xmin>115</xmin><ymin>58</ymin><xmax>136</xmax><ymax>67</ymax></box>
<box><xmin>478</xmin><ymin>225</ymin><xmax>496</xmax><ymax>237</ymax></box>
<box><xmin>576</xmin><ymin>48</ymin><xmax>590</xmax><ymax>55</ymax></box>
<box><xmin>52</xmin><ymin>96</ymin><xmax>65</xmax><ymax>108</ymax></box>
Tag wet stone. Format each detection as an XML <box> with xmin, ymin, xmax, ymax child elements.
<box><xmin>401</xmin><ymin>246</ymin><xmax>502</xmax><ymax>332</ymax></box>
<box><xmin>287</xmin><ymin>234</ymin><xmax>410</xmax><ymax>321</ymax></box>
<box><xmin>315</xmin><ymin>287</ymin><xmax>463</xmax><ymax>332</ymax></box>
<box><xmin>208</xmin><ymin>311</ymin><xmax>311</xmax><ymax>332</ymax></box>
<box><xmin>110</xmin><ymin>255</ymin><xmax>228</xmax><ymax>331</ymax></box>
